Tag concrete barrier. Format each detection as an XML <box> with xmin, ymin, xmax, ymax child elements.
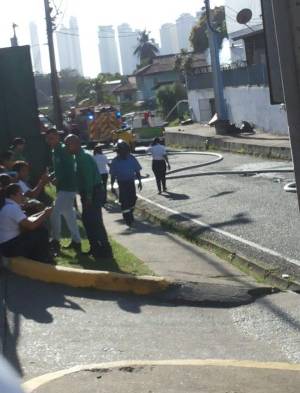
<box><xmin>8</xmin><ymin>257</ymin><xmax>170</xmax><ymax>295</ymax></box>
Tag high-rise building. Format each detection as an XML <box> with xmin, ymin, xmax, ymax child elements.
<box><xmin>118</xmin><ymin>23</ymin><xmax>139</xmax><ymax>75</ymax></box>
<box><xmin>176</xmin><ymin>13</ymin><xmax>196</xmax><ymax>51</ymax></box>
<box><xmin>29</xmin><ymin>22</ymin><xmax>43</xmax><ymax>74</ymax></box>
<box><xmin>160</xmin><ymin>23</ymin><xmax>179</xmax><ymax>55</ymax></box>
<box><xmin>98</xmin><ymin>26</ymin><xmax>120</xmax><ymax>74</ymax></box>
<box><xmin>56</xmin><ymin>16</ymin><xmax>83</xmax><ymax>75</ymax></box>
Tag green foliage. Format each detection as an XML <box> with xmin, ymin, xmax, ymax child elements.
<box><xmin>75</xmin><ymin>73</ymin><xmax>120</xmax><ymax>105</ymax></box>
<box><xmin>156</xmin><ymin>82</ymin><xmax>187</xmax><ymax>118</ymax></box>
<box><xmin>134</xmin><ymin>30</ymin><xmax>159</xmax><ymax>66</ymax></box>
<box><xmin>190</xmin><ymin>6</ymin><xmax>227</xmax><ymax>53</ymax></box>
<box><xmin>174</xmin><ymin>49</ymin><xmax>194</xmax><ymax>74</ymax></box>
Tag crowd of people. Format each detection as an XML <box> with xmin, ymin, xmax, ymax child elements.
<box><xmin>0</xmin><ymin>132</ymin><xmax>170</xmax><ymax>264</ymax></box>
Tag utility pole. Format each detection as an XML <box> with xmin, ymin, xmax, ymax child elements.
<box><xmin>44</xmin><ymin>0</ymin><xmax>63</xmax><ymax>129</ymax></box>
<box><xmin>10</xmin><ymin>23</ymin><xmax>18</xmax><ymax>47</ymax></box>
<box><xmin>271</xmin><ymin>0</ymin><xmax>300</xmax><ymax>210</ymax></box>
<box><xmin>204</xmin><ymin>0</ymin><xmax>228</xmax><ymax>134</ymax></box>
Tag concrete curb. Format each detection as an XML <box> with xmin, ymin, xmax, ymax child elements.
<box><xmin>165</xmin><ymin>131</ymin><xmax>291</xmax><ymax>160</ymax></box>
<box><xmin>7</xmin><ymin>257</ymin><xmax>170</xmax><ymax>295</ymax></box>
<box><xmin>23</xmin><ymin>359</ymin><xmax>300</xmax><ymax>392</ymax></box>
<box><xmin>135</xmin><ymin>199</ymin><xmax>300</xmax><ymax>292</ymax></box>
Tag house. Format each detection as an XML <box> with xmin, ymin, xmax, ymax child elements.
<box><xmin>135</xmin><ymin>53</ymin><xmax>207</xmax><ymax>102</ymax></box>
<box><xmin>112</xmin><ymin>76</ymin><xmax>137</xmax><ymax>104</ymax></box>
<box><xmin>187</xmin><ymin>0</ymin><xmax>288</xmax><ymax>135</ymax></box>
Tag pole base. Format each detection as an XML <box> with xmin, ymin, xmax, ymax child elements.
<box><xmin>214</xmin><ymin>120</ymin><xmax>230</xmax><ymax>135</ymax></box>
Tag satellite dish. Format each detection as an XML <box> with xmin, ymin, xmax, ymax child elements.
<box><xmin>236</xmin><ymin>8</ymin><xmax>253</xmax><ymax>25</ymax></box>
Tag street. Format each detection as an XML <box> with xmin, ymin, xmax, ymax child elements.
<box><xmin>137</xmin><ymin>150</ymin><xmax>299</xmax><ymax>274</ymax></box>
<box><xmin>1</xmin><ymin>149</ymin><xmax>300</xmax><ymax>392</ymax></box>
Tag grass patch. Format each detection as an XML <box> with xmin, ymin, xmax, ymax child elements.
<box><xmin>45</xmin><ymin>185</ymin><xmax>152</xmax><ymax>275</ymax></box>
<box><xmin>56</xmin><ymin>235</ymin><xmax>153</xmax><ymax>276</ymax></box>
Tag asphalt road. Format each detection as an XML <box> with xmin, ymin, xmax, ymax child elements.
<box><xmin>137</xmin><ymin>150</ymin><xmax>299</xmax><ymax>273</ymax></box>
<box><xmin>1</xmin><ymin>274</ymin><xmax>300</xmax><ymax>383</ymax></box>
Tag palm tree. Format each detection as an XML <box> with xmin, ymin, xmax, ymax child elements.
<box><xmin>134</xmin><ymin>30</ymin><xmax>159</xmax><ymax>66</ymax></box>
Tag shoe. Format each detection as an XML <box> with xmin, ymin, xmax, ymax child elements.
<box><xmin>163</xmin><ymin>188</ymin><xmax>167</xmax><ymax>192</ymax></box>
<box><xmin>63</xmin><ymin>241</ymin><xmax>82</xmax><ymax>254</ymax></box>
<box><xmin>93</xmin><ymin>246</ymin><xmax>113</xmax><ymax>258</ymax></box>
<box><xmin>49</xmin><ymin>239</ymin><xmax>60</xmax><ymax>257</ymax></box>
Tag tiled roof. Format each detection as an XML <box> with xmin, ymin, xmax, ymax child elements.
<box><xmin>135</xmin><ymin>53</ymin><xmax>207</xmax><ymax>76</ymax></box>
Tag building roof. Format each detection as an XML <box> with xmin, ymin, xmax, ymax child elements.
<box><xmin>230</xmin><ymin>23</ymin><xmax>264</xmax><ymax>41</ymax></box>
<box><xmin>113</xmin><ymin>81</ymin><xmax>137</xmax><ymax>94</ymax></box>
<box><xmin>135</xmin><ymin>53</ymin><xmax>207</xmax><ymax>76</ymax></box>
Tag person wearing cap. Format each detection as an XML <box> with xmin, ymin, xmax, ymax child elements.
<box><xmin>93</xmin><ymin>144</ymin><xmax>109</xmax><ymax>205</ymax></box>
<box><xmin>148</xmin><ymin>137</ymin><xmax>171</xmax><ymax>194</ymax></box>
<box><xmin>45</xmin><ymin>128</ymin><xmax>81</xmax><ymax>255</ymax></box>
<box><xmin>65</xmin><ymin>134</ymin><xmax>112</xmax><ymax>258</ymax></box>
<box><xmin>110</xmin><ymin>140</ymin><xmax>142</xmax><ymax>227</ymax></box>
<box><xmin>10</xmin><ymin>137</ymin><xmax>26</xmax><ymax>162</ymax></box>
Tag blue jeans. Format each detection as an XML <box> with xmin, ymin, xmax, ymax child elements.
<box><xmin>51</xmin><ymin>191</ymin><xmax>81</xmax><ymax>243</ymax></box>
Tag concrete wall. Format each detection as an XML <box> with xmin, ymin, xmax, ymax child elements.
<box><xmin>188</xmin><ymin>86</ymin><xmax>289</xmax><ymax>135</ymax></box>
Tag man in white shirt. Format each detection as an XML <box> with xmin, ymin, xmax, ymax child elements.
<box><xmin>148</xmin><ymin>138</ymin><xmax>171</xmax><ymax>194</ymax></box>
<box><xmin>93</xmin><ymin>144</ymin><xmax>109</xmax><ymax>204</ymax></box>
<box><xmin>0</xmin><ymin>183</ymin><xmax>53</xmax><ymax>263</ymax></box>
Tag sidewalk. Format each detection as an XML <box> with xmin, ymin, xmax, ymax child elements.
<box><xmin>102</xmin><ymin>204</ymin><xmax>276</xmax><ymax>307</ymax></box>
<box><xmin>165</xmin><ymin>124</ymin><xmax>291</xmax><ymax>160</ymax></box>
<box><xmin>26</xmin><ymin>360</ymin><xmax>300</xmax><ymax>393</ymax></box>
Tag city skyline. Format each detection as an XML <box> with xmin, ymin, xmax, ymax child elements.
<box><xmin>56</xmin><ymin>16</ymin><xmax>83</xmax><ymax>75</ymax></box>
<box><xmin>0</xmin><ymin>0</ymin><xmax>223</xmax><ymax>76</ymax></box>
<box><xmin>29</xmin><ymin>21</ymin><xmax>43</xmax><ymax>74</ymax></box>
<box><xmin>98</xmin><ymin>25</ymin><xmax>120</xmax><ymax>74</ymax></box>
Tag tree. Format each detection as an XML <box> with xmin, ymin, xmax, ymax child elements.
<box><xmin>156</xmin><ymin>82</ymin><xmax>187</xmax><ymax>119</ymax></box>
<box><xmin>190</xmin><ymin>6</ymin><xmax>227</xmax><ymax>53</ymax></box>
<box><xmin>134</xmin><ymin>30</ymin><xmax>159</xmax><ymax>66</ymax></box>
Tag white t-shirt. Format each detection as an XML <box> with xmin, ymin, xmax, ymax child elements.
<box><xmin>93</xmin><ymin>154</ymin><xmax>109</xmax><ymax>174</ymax></box>
<box><xmin>148</xmin><ymin>144</ymin><xmax>167</xmax><ymax>160</ymax></box>
<box><xmin>0</xmin><ymin>199</ymin><xmax>26</xmax><ymax>244</ymax></box>
<box><xmin>17</xmin><ymin>180</ymin><xmax>30</xmax><ymax>194</ymax></box>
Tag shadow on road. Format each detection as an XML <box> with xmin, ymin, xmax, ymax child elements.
<box><xmin>1</xmin><ymin>271</ymin><xmax>281</xmax><ymax>375</ymax></box>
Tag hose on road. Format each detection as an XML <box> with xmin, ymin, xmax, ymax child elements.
<box><xmin>106</xmin><ymin>148</ymin><xmax>295</xmax><ymax>193</ymax></box>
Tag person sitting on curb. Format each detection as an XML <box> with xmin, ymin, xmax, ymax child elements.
<box><xmin>10</xmin><ymin>137</ymin><xmax>26</xmax><ymax>162</ymax></box>
<box><xmin>110</xmin><ymin>140</ymin><xmax>142</xmax><ymax>227</ymax></box>
<box><xmin>0</xmin><ymin>151</ymin><xmax>15</xmax><ymax>176</ymax></box>
<box><xmin>45</xmin><ymin>128</ymin><xmax>82</xmax><ymax>255</ymax></box>
<box><xmin>0</xmin><ymin>183</ymin><xmax>53</xmax><ymax>263</ymax></box>
<box><xmin>65</xmin><ymin>134</ymin><xmax>112</xmax><ymax>259</ymax></box>
<box><xmin>13</xmin><ymin>161</ymin><xmax>49</xmax><ymax>199</ymax></box>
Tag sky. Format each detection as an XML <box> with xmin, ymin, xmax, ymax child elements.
<box><xmin>0</xmin><ymin>0</ymin><xmax>224</xmax><ymax>77</ymax></box>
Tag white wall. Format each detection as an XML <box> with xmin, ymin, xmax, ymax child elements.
<box><xmin>188</xmin><ymin>86</ymin><xmax>289</xmax><ymax>135</ymax></box>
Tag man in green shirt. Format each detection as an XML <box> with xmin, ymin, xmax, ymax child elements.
<box><xmin>45</xmin><ymin>129</ymin><xmax>81</xmax><ymax>254</ymax></box>
<box><xmin>65</xmin><ymin>134</ymin><xmax>111</xmax><ymax>258</ymax></box>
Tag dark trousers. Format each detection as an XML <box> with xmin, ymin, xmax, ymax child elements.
<box><xmin>118</xmin><ymin>180</ymin><xmax>137</xmax><ymax>226</ymax></box>
<box><xmin>152</xmin><ymin>160</ymin><xmax>167</xmax><ymax>192</ymax></box>
<box><xmin>81</xmin><ymin>185</ymin><xmax>110</xmax><ymax>256</ymax></box>
<box><xmin>0</xmin><ymin>227</ymin><xmax>50</xmax><ymax>263</ymax></box>
<box><xmin>101</xmin><ymin>173</ymin><xmax>108</xmax><ymax>204</ymax></box>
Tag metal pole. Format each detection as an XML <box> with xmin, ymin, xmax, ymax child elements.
<box><xmin>204</xmin><ymin>0</ymin><xmax>228</xmax><ymax>126</ymax></box>
<box><xmin>44</xmin><ymin>0</ymin><xmax>63</xmax><ymax>130</ymax></box>
<box><xmin>271</xmin><ymin>0</ymin><xmax>300</xmax><ymax>209</ymax></box>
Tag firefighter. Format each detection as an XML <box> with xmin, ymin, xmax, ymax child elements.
<box><xmin>110</xmin><ymin>140</ymin><xmax>142</xmax><ymax>227</ymax></box>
